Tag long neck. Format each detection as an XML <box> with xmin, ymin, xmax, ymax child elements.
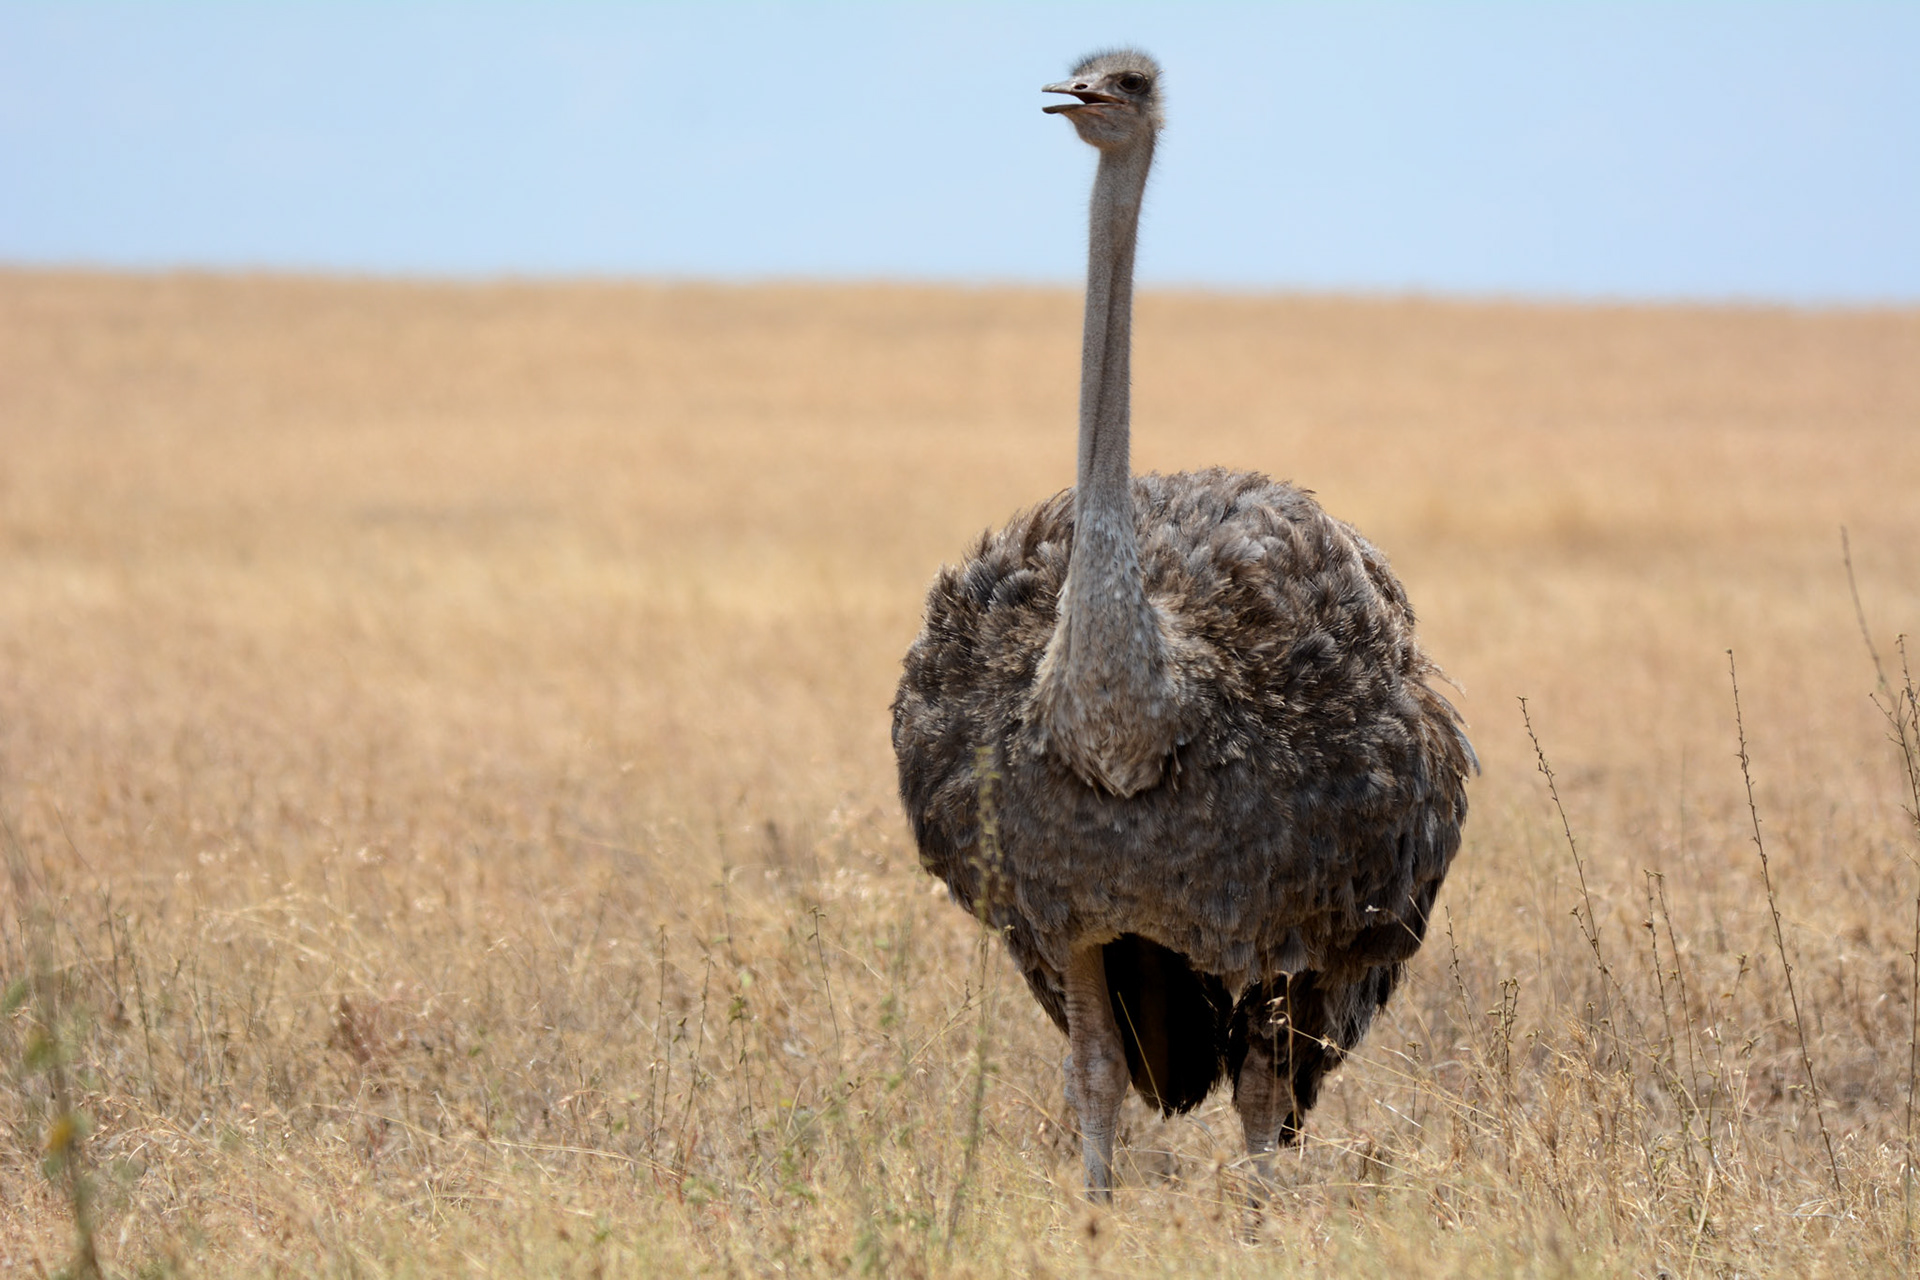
<box><xmin>1073</xmin><ymin>140</ymin><xmax>1152</xmax><ymax>548</ymax></box>
<box><xmin>1037</xmin><ymin>135</ymin><xmax>1178</xmax><ymax>797</ymax></box>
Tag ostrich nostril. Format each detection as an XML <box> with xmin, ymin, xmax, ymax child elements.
<box><xmin>1074</xmin><ymin>82</ymin><xmax>1088</xmax><ymax>90</ymax></box>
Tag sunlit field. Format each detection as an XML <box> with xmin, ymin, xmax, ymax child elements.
<box><xmin>3</xmin><ymin>269</ymin><xmax>1919</xmax><ymax>1277</ymax></box>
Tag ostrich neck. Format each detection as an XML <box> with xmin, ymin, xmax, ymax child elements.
<box><xmin>1036</xmin><ymin>136</ymin><xmax>1179</xmax><ymax>797</ymax></box>
<box><xmin>1074</xmin><ymin>142</ymin><xmax>1151</xmax><ymax>528</ymax></box>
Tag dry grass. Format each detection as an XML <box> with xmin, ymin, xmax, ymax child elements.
<box><xmin>2</xmin><ymin>268</ymin><xmax>1918</xmax><ymax>1277</ymax></box>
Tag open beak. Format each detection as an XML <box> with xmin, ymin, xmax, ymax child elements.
<box><xmin>1042</xmin><ymin>80</ymin><xmax>1123</xmax><ymax>114</ymax></box>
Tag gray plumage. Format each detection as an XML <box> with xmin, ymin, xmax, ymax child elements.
<box><xmin>891</xmin><ymin>50</ymin><xmax>1474</xmax><ymax>1199</ymax></box>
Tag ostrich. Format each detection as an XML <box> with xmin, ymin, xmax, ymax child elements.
<box><xmin>891</xmin><ymin>50</ymin><xmax>1475</xmax><ymax>1199</ymax></box>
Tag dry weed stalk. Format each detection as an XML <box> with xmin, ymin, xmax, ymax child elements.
<box><xmin>1650</xmin><ymin>869</ymin><xmax>1719</xmax><ymax>1190</ymax></box>
<box><xmin>1641</xmin><ymin>868</ymin><xmax>1703</xmax><ymax>1196</ymax></box>
<box><xmin>1442</xmin><ymin>906</ymin><xmax>1519</xmax><ymax>1172</ymax></box>
<box><xmin>808</xmin><ymin>905</ymin><xmax>843</xmax><ymax>1057</ymax></box>
<box><xmin>1843</xmin><ymin>528</ymin><xmax>1920</xmax><ymax>1257</ymax></box>
<box><xmin>1518</xmin><ymin>696</ymin><xmax>1660</xmax><ymax>1212</ymax></box>
<box><xmin>1519</xmin><ymin>698</ymin><xmax>1615</xmax><ymax>1029</ymax></box>
<box><xmin>1909</xmin><ymin>892</ymin><xmax>1920</xmax><ymax>1265</ymax></box>
<box><xmin>1726</xmin><ymin>649</ymin><xmax>1844</xmax><ymax>1205</ymax></box>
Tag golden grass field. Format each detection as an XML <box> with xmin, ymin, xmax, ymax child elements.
<box><xmin>2</xmin><ymin>268</ymin><xmax>1919</xmax><ymax>1277</ymax></box>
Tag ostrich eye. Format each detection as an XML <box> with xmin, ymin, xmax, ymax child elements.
<box><xmin>1117</xmin><ymin>73</ymin><xmax>1150</xmax><ymax>95</ymax></box>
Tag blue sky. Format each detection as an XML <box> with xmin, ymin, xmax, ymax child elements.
<box><xmin>3</xmin><ymin>3</ymin><xmax>1915</xmax><ymax>302</ymax></box>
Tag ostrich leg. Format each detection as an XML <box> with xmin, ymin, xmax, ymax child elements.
<box><xmin>1233</xmin><ymin>1033</ymin><xmax>1291</xmax><ymax>1195</ymax></box>
<box><xmin>1062</xmin><ymin>942</ymin><xmax>1129</xmax><ymax>1199</ymax></box>
<box><xmin>1234</xmin><ymin>977</ymin><xmax>1304</xmax><ymax>1200</ymax></box>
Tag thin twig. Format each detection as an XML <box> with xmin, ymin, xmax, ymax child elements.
<box><xmin>1903</xmin><ymin>641</ymin><xmax>1920</xmax><ymax>1268</ymax></box>
<box><xmin>1892</xmin><ymin>640</ymin><xmax>1920</xmax><ymax>1263</ymax></box>
<box><xmin>810</xmin><ymin>906</ymin><xmax>842</xmax><ymax>1057</ymax></box>
<box><xmin>1643</xmin><ymin>871</ymin><xmax>1679</xmax><ymax>1081</ymax></box>
<box><xmin>1841</xmin><ymin>537</ymin><xmax>1919</xmax><ymax>1245</ymax></box>
<box><xmin>1841</xmin><ymin>526</ymin><xmax>1892</xmax><ymax>701</ymax></box>
<box><xmin>1727</xmin><ymin>649</ymin><xmax>1843</xmax><ymax>1204</ymax></box>
<box><xmin>1519</xmin><ymin>699</ymin><xmax>1615</xmax><ymax>1034</ymax></box>
<box><xmin>651</xmin><ymin>924</ymin><xmax>669</xmax><ymax>1158</ymax></box>
<box><xmin>1653</xmin><ymin>870</ymin><xmax>1713</xmax><ymax>1179</ymax></box>
<box><xmin>1444</xmin><ymin>906</ymin><xmax>1517</xmax><ymax>1166</ymax></box>
<box><xmin>1519</xmin><ymin>698</ymin><xmax>1659</xmax><ymax>1202</ymax></box>
<box><xmin>1908</xmin><ymin>893</ymin><xmax>1919</xmax><ymax>1265</ymax></box>
<box><xmin>675</xmin><ymin>953</ymin><xmax>715</xmax><ymax>1177</ymax></box>
<box><xmin>1892</xmin><ymin>638</ymin><xmax>1920</xmax><ymax>847</ymax></box>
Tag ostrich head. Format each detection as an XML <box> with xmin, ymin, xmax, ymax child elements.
<box><xmin>1043</xmin><ymin>49</ymin><xmax>1163</xmax><ymax>150</ymax></box>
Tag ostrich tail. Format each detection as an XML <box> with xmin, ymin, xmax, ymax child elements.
<box><xmin>1102</xmin><ymin>935</ymin><xmax>1232</xmax><ymax>1115</ymax></box>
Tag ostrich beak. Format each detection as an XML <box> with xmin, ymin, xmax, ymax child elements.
<box><xmin>1042</xmin><ymin>80</ymin><xmax>1123</xmax><ymax>114</ymax></box>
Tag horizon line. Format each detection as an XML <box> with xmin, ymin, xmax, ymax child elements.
<box><xmin>7</xmin><ymin>260</ymin><xmax>1915</xmax><ymax>316</ymax></box>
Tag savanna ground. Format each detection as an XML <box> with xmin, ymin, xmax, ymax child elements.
<box><xmin>2</xmin><ymin>269</ymin><xmax>1918</xmax><ymax>1277</ymax></box>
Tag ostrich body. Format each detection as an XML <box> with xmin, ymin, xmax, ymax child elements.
<box><xmin>891</xmin><ymin>51</ymin><xmax>1475</xmax><ymax>1198</ymax></box>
